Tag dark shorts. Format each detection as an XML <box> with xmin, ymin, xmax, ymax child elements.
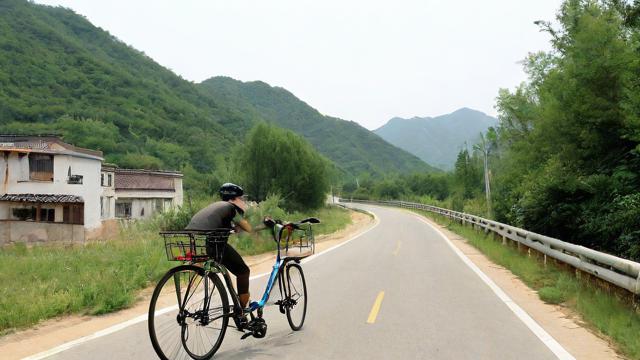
<box><xmin>206</xmin><ymin>239</ymin><xmax>250</xmax><ymax>294</ymax></box>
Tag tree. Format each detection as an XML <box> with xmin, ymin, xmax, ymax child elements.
<box><xmin>235</xmin><ymin>122</ymin><xmax>330</xmax><ymax>210</ymax></box>
<box><xmin>492</xmin><ymin>0</ymin><xmax>640</xmax><ymax>259</ymax></box>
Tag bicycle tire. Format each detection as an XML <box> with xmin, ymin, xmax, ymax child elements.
<box><xmin>148</xmin><ymin>265</ymin><xmax>229</xmax><ymax>360</ymax></box>
<box><xmin>285</xmin><ymin>263</ymin><xmax>307</xmax><ymax>330</ymax></box>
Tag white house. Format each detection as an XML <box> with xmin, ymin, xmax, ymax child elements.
<box><xmin>0</xmin><ymin>135</ymin><xmax>184</xmax><ymax>244</ymax></box>
<box><xmin>0</xmin><ymin>135</ymin><xmax>103</xmax><ymax>244</ymax></box>
<box><xmin>109</xmin><ymin>168</ymin><xmax>183</xmax><ymax>220</ymax></box>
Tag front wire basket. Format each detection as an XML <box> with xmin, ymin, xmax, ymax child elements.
<box><xmin>281</xmin><ymin>223</ymin><xmax>315</xmax><ymax>259</ymax></box>
<box><xmin>160</xmin><ymin>229</ymin><xmax>231</xmax><ymax>263</ymax></box>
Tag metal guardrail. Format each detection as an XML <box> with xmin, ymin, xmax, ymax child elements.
<box><xmin>339</xmin><ymin>198</ymin><xmax>640</xmax><ymax>295</ymax></box>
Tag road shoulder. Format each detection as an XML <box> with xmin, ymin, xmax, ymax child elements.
<box><xmin>413</xmin><ymin>212</ymin><xmax>623</xmax><ymax>360</ymax></box>
<box><xmin>0</xmin><ymin>210</ymin><xmax>373</xmax><ymax>360</ymax></box>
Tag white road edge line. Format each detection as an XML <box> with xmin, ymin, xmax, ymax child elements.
<box><xmin>22</xmin><ymin>209</ymin><xmax>379</xmax><ymax>360</ymax></box>
<box><xmin>412</xmin><ymin>213</ymin><xmax>575</xmax><ymax>360</ymax></box>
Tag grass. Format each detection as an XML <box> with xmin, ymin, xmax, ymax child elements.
<box><xmin>0</xmin><ymin>224</ymin><xmax>170</xmax><ymax>335</ymax></box>
<box><xmin>416</xmin><ymin>210</ymin><xmax>640</xmax><ymax>360</ymax></box>
<box><xmin>0</xmin><ymin>204</ymin><xmax>351</xmax><ymax>335</ymax></box>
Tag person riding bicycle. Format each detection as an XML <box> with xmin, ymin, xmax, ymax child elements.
<box><xmin>185</xmin><ymin>183</ymin><xmax>253</xmax><ymax>316</ymax></box>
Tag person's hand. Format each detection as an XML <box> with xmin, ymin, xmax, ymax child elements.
<box><xmin>263</xmin><ymin>216</ymin><xmax>275</xmax><ymax>228</ymax></box>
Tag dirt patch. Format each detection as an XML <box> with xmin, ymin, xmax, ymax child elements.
<box><xmin>414</xmin><ymin>213</ymin><xmax>624</xmax><ymax>360</ymax></box>
<box><xmin>0</xmin><ymin>210</ymin><xmax>373</xmax><ymax>360</ymax></box>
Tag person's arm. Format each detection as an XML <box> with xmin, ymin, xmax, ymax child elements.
<box><xmin>235</xmin><ymin>218</ymin><xmax>252</xmax><ymax>233</ymax></box>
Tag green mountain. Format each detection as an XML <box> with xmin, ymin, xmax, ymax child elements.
<box><xmin>0</xmin><ymin>0</ymin><xmax>432</xmax><ymax>187</ymax></box>
<box><xmin>199</xmin><ymin>77</ymin><xmax>436</xmax><ymax>176</ymax></box>
<box><xmin>374</xmin><ymin>108</ymin><xmax>498</xmax><ymax>170</ymax></box>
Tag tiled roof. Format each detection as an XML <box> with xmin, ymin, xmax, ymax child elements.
<box><xmin>0</xmin><ymin>194</ymin><xmax>84</xmax><ymax>203</ymax></box>
<box><xmin>0</xmin><ymin>135</ymin><xmax>103</xmax><ymax>160</ymax></box>
<box><xmin>115</xmin><ymin>172</ymin><xmax>177</xmax><ymax>191</ymax></box>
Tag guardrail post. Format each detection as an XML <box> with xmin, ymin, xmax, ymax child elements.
<box><xmin>543</xmin><ymin>243</ymin><xmax>551</xmax><ymax>267</ymax></box>
<box><xmin>502</xmin><ymin>235</ymin><xmax>506</xmax><ymax>246</ymax></box>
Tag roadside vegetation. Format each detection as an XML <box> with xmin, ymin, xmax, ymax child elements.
<box><xmin>0</xmin><ymin>95</ymin><xmax>355</xmax><ymax>335</ymax></box>
<box><xmin>419</xmin><ymin>211</ymin><xmax>640</xmax><ymax>360</ymax></box>
<box><xmin>0</xmin><ymin>199</ymin><xmax>350</xmax><ymax>335</ymax></box>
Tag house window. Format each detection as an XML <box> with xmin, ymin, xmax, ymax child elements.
<box><xmin>100</xmin><ymin>197</ymin><xmax>104</xmax><ymax>218</ymax></box>
<box><xmin>29</xmin><ymin>154</ymin><xmax>54</xmax><ymax>181</ymax></box>
<box><xmin>12</xmin><ymin>207</ymin><xmax>36</xmax><ymax>221</ymax></box>
<box><xmin>115</xmin><ymin>201</ymin><xmax>132</xmax><ymax>218</ymax></box>
<box><xmin>40</xmin><ymin>208</ymin><xmax>55</xmax><ymax>222</ymax></box>
<box><xmin>11</xmin><ymin>206</ymin><xmax>55</xmax><ymax>222</ymax></box>
<box><xmin>155</xmin><ymin>199</ymin><xmax>163</xmax><ymax>213</ymax></box>
<box><xmin>107</xmin><ymin>174</ymin><xmax>112</xmax><ymax>186</ymax></box>
<box><xmin>101</xmin><ymin>173</ymin><xmax>105</xmax><ymax>186</ymax></box>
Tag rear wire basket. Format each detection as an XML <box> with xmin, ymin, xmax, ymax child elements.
<box><xmin>281</xmin><ymin>223</ymin><xmax>315</xmax><ymax>258</ymax></box>
<box><xmin>160</xmin><ymin>229</ymin><xmax>231</xmax><ymax>263</ymax></box>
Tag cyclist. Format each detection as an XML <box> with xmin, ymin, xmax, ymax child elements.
<box><xmin>185</xmin><ymin>183</ymin><xmax>253</xmax><ymax>319</ymax></box>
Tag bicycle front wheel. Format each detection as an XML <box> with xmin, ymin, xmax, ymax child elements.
<box><xmin>148</xmin><ymin>265</ymin><xmax>229</xmax><ymax>360</ymax></box>
<box><xmin>285</xmin><ymin>263</ymin><xmax>308</xmax><ymax>330</ymax></box>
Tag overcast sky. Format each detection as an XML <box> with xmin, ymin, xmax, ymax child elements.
<box><xmin>35</xmin><ymin>0</ymin><xmax>561</xmax><ymax>130</ymax></box>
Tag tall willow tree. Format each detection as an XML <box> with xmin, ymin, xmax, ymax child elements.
<box><xmin>235</xmin><ymin>122</ymin><xmax>330</xmax><ymax>210</ymax></box>
<box><xmin>493</xmin><ymin>0</ymin><xmax>640</xmax><ymax>259</ymax></box>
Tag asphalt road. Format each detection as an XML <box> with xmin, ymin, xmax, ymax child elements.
<box><xmin>44</xmin><ymin>204</ymin><xmax>563</xmax><ymax>360</ymax></box>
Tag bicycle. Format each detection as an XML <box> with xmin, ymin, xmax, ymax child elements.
<box><xmin>148</xmin><ymin>217</ymin><xmax>320</xmax><ymax>360</ymax></box>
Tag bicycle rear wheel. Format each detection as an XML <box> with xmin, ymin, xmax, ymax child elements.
<box><xmin>148</xmin><ymin>265</ymin><xmax>229</xmax><ymax>360</ymax></box>
<box><xmin>284</xmin><ymin>263</ymin><xmax>307</xmax><ymax>330</ymax></box>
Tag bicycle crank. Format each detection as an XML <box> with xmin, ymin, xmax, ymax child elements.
<box><xmin>240</xmin><ymin>318</ymin><xmax>267</xmax><ymax>339</ymax></box>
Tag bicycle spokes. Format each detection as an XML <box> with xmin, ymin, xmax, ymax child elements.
<box><xmin>149</xmin><ymin>266</ymin><xmax>229</xmax><ymax>360</ymax></box>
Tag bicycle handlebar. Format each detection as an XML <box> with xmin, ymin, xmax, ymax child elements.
<box><xmin>262</xmin><ymin>216</ymin><xmax>321</xmax><ymax>229</ymax></box>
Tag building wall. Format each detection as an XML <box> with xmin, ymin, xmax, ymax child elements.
<box><xmin>0</xmin><ymin>152</ymin><xmax>102</xmax><ymax>228</ymax></box>
<box><xmin>0</xmin><ymin>221</ymin><xmax>85</xmax><ymax>245</ymax></box>
<box><xmin>100</xmin><ymin>167</ymin><xmax>116</xmax><ymax>220</ymax></box>
<box><xmin>174</xmin><ymin>178</ymin><xmax>184</xmax><ymax>207</ymax></box>
<box><xmin>115</xmin><ymin>194</ymin><xmax>178</xmax><ymax>220</ymax></box>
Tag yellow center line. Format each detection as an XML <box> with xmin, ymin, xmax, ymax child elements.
<box><xmin>366</xmin><ymin>291</ymin><xmax>385</xmax><ymax>324</ymax></box>
<box><xmin>392</xmin><ymin>240</ymin><xmax>401</xmax><ymax>256</ymax></box>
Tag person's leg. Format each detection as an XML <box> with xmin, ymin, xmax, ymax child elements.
<box><xmin>221</xmin><ymin>244</ymin><xmax>251</xmax><ymax>309</ymax></box>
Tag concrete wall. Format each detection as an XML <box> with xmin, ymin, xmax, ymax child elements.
<box><xmin>115</xmin><ymin>197</ymin><xmax>171</xmax><ymax>220</ymax></box>
<box><xmin>100</xmin><ymin>167</ymin><xmax>116</xmax><ymax>220</ymax></box>
<box><xmin>0</xmin><ymin>221</ymin><xmax>85</xmax><ymax>245</ymax></box>
<box><xmin>0</xmin><ymin>152</ymin><xmax>102</xmax><ymax>229</ymax></box>
<box><xmin>115</xmin><ymin>188</ymin><xmax>183</xmax><ymax>220</ymax></box>
<box><xmin>174</xmin><ymin>177</ymin><xmax>184</xmax><ymax>207</ymax></box>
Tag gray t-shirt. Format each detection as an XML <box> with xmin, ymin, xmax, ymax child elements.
<box><xmin>185</xmin><ymin>201</ymin><xmax>243</xmax><ymax>231</ymax></box>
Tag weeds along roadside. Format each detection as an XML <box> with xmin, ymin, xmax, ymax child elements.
<box><xmin>0</xmin><ymin>198</ymin><xmax>351</xmax><ymax>335</ymax></box>
<box><xmin>414</xmin><ymin>210</ymin><xmax>640</xmax><ymax>360</ymax></box>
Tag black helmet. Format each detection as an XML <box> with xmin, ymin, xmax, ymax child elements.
<box><xmin>219</xmin><ymin>183</ymin><xmax>244</xmax><ymax>201</ymax></box>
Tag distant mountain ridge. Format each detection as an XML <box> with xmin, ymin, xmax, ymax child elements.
<box><xmin>375</xmin><ymin>108</ymin><xmax>498</xmax><ymax>170</ymax></box>
<box><xmin>199</xmin><ymin>77</ymin><xmax>438</xmax><ymax>176</ymax></box>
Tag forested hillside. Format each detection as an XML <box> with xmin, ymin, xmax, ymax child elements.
<box><xmin>0</xmin><ymin>0</ymin><xmax>431</xmax><ymax>192</ymax></box>
<box><xmin>199</xmin><ymin>77</ymin><xmax>436</xmax><ymax>176</ymax></box>
<box><xmin>375</xmin><ymin>108</ymin><xmax>498</xmax><ymax>170</ymax></box>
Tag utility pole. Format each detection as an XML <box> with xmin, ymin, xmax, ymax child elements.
<box><xmin>479</xmin><ymin>134</ymin><xmax>493</xmax><ymax>218</ymax></box>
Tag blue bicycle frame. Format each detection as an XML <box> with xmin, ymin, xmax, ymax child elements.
<box><xmin>249</xmin><ymin>222</ymin><xmax>299</xmax><ymax>311</ymax></box>
<box><xmin>212</xmin><ymin>222</ymin><xmax>307</xmax><ymax>316</ymax></box>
